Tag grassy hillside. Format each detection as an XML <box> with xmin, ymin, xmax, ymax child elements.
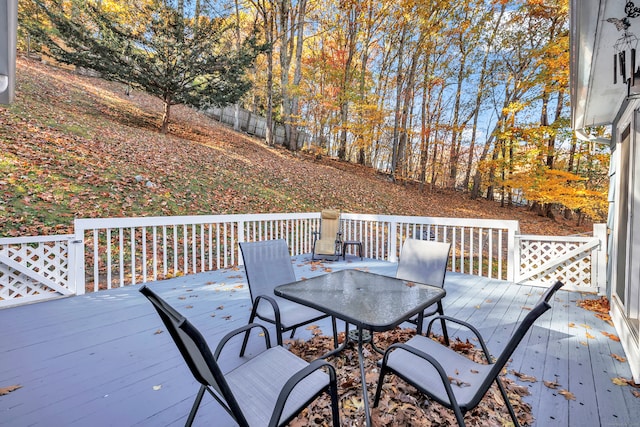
<box><xmin>0</xmin><ymin>57</ymin><xmax>590</xmax><ymax>238</ymax></box>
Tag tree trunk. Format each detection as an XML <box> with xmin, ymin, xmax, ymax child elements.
<box><xmin>290</xmin><ymin>0</ymin><xmax>307</xmax><ymax>151</ymax></box>
<box><xmin>390</xmin><ymin>24</ymin><xmax>407</xmax><ymax>180</ymax></box>
<box><xmin>161</xmin><ymin>98</ymin><xmax>171</xmax><ymax>134</ymax></box>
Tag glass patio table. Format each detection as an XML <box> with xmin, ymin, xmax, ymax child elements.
<box><xmin>274</xmin><ymin>268</ymin><xmax>446</xmax><ymax>426</ymax></box>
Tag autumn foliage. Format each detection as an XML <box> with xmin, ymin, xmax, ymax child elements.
<box><xmin>0</xmin><ymin>57</ymin><xmax>592</xmax><ymax>238</ymax></box>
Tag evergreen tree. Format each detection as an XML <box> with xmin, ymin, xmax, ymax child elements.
<box><xmin>27</xmin><ymin>0</ymin><xmax>265</xmax><ymax>133</ymax></box>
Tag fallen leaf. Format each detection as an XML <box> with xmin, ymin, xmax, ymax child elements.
<box><xmin>568</xmin><ymin>322</ymin><xmax>576</xmax><ymax>328</ymax></box>
<box><xmin>585</xmin><ymin>332</ymin><xmax>595</xmax><ymax>339</ymax></box>
<box><xmin>612</xmin><ymin>377</ymin><xmax>629</xmax><ymax>386</ymax></box>
<box><xmin>601</xmin><ymin>331</ymin><xmax>620</xmax><ymax>341</ymax></box>
<box><xmin>154</xmin><ymin>329</ymin><xmax>163</xmax><ymax>335</ymax></box>
<box><xmin>611</xmin><ymin>353</ymin><xmax>627</xmax><ymax>362</ymax></box>
<box><xmin>0</xmin><ymin>384</ymin><xmax>22</xmax><ymax>396</ymax></box>
<box><xmin>511</xmin><ymin>370</ymin><xmax>537</xmax><ymax>383</ymax></box>
<box><xmin>152</xmin><ymin>385</ymin><xmax>162</xmax><ymax>391</ymax></box>
<box><xmin>544</xmin><ymin>380</ymin><xmax>561</xmax><ymax>389</ymax></box>
<box><xmin>448</xmin><ymin>376</ymin><xmax>471</xmax><ymax>387</ymax></box>
<box><xmin>559</xmin><ymin>389</ymin><xmax>575</xmax><ymax>400</ymax></box>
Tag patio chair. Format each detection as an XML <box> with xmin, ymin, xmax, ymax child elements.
<box><xmin>373</xmin><ymin>280</ymin><xmax>564</xmax><ymax>427</ymax></box>
<box><xmin>311</xmin><ymin>209</ymin><xmax>343</xmax><ymax>261</ymax></box>
<box><xmin>239</xmin><ymin>239</ymin><xmax>338</xmax><ymax>356</ymax></box>
<box><xmin>139</xmin><ymin>285</ymin><xmax>340</xmax><ymax>427</ymax></box>
<box><xmin>396</xmin><ymin>238</ymin><xmax>452</xmax><ymax>340</ymax></box>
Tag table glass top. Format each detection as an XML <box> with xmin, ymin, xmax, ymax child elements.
<box><xmin>274</xmin><ymin>269</ymin><xmax>445</xmax><ymax>330</ymax></box>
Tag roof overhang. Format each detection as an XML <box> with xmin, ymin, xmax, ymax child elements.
<box><xmin>571</xmin><ymin>0</ymin><xmax>635</xmax><ymax>131</ymax></box>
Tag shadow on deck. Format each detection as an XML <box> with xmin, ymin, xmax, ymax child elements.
<box><xmin>1</xmin><ymin>255</ymin><xmax>637</xmax><ymax>426</ymax></box>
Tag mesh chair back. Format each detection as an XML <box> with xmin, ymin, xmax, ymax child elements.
<box><xmin>319</xmin><ymin>209</ymin><xmax>340</xmax><ymax>241</ymax></box>
<box><xmin>239</xmin><ymin>239</ymin><xmax>297</xmax><ymax>303</ymax></box>
<box><xmin>139</xmin><ymin>285</ymin><xmax>243</xmax><ymax>419</ymax></box>
<box><xmin>396</xmin><ymin>238</ymin><xmax>452</xmax><ymax>288</ymax></box>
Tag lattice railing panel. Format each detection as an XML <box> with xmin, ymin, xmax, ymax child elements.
<box><xmin>517</xmin><ymin>238</ymin><xmax>599</xmax><ymax>292</ymax></box>
<box><xmin>0</xmin><ymin>235</ymin><xmax>76</xmax><ymax>307</ymax></box>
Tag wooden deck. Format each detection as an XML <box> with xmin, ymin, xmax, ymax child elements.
<box><xmin>1</xmin><ymin>255</ymin><xmax>638</xmax><ymax>426</ymax></box>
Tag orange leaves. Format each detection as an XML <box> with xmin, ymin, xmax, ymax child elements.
<box><xmin>602</xmin><ymin>331</ymin><xmax>620</xmax><ymax>342</ymax></box>
<box><xmin>577</xmin><ymin>296</ymin><xmax>610</xmax><ymax>314</ymax></box>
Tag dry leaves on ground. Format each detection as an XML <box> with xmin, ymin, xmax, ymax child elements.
<box><xmin>287</xmin><ymin>328</ymin><xmax>533</xmax><ymax>426</ymax></box>
<box><xmin>577</xmin><ymin>296</ymin><xmax>610</xmax><ymax>314</ymax></box>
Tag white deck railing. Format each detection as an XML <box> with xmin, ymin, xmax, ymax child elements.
<box><xmin>1</xmin><ymin>212</ymin><xmax>607</xmax><ymax>307</ymax></box>
<box><xmin>71</xmin><ymin>213</ymin><xmax>519</xmax><ymax>294</ymax></box>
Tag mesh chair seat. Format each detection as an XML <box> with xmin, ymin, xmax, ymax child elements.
<box><xmin>255</xmin><ymin>296</ymin><xmax>329</xmax><ymax>329</ymax></box>
<box><xmin>228</xmin><ymin>346</ymin><xmax>330</xmax><ymax>426</ymax></box>
<box><xmin>380</xmin><ymin>334</ymin><xmax>493</xmax><ymax>410</ymax></box>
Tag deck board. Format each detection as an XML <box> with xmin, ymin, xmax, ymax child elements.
<box><xmin>1</xmin><ymin>255</ymin><xmax>638</xmax><ymax>426</ymax></box>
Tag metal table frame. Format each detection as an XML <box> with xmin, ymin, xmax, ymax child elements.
<box><xmin>274</xmin><ymin>269</ymin><xmax>445</xmax><ymax>426</ymax></box>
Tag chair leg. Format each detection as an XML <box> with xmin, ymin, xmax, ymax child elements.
<box><xmin>495</xmin><ymin>377</ymin><xmax>520</xmax><ymax>427</ymax></box>
<box><xmin>451</xmin><ymin>403</ymin><xmax>466</xmax><ymax>427</ymax></box>
<box><xmin>331</xmin><ymin>317</ymin><xmax>338</xmax><ymax>348</ymax></box>
<box><xmin>240</xmin><ymin>308</ymin><xmax>258</xmax><ymax>357</ymax></box>
<box><xmin>329</xmin><ymin>377</ymin><xmax>340</xmax><ymax>426</ymax></box>
<box><xmin>373</xmin><ymin>366</ymin><xmax>388</xmax><ymax>407</ymax></box>
<box><xmin>185</xmin><ymin>385</ymin><xmax>207</xmax><ymax>427</ymax></box>
<box><xmin>437</xmin><ymin>301</ymin><xmax>450</xmax><ymax>346</ymax></box>
<box><xmin>289</xmin><ymin>328</ymin><xmax>296</xmax><ymax>339</ymax></box>
<box><xmin>416</xmin><ymin>310</ymin><xmax>425</xmax><ymax>335</ymax></box>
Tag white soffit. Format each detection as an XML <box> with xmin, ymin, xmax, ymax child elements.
<box><xmin>571</xmin><ymin>0</ymin><xmax>631</xmax><ymax>130</ymax></box>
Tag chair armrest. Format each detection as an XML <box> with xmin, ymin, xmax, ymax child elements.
<box><xmin>214</xmin><ymin>323</ymin><xmax>271</xmax><ymax>359</ymax></box>
<box><xmin>268</xmin><ymin>359</ymin><xmax>337</xmax><ymax>427</ymax></box>
<box><xmin>382</xmin><ymin>343</ymin><xmax>461</xmax><ymax>409</ymax></box>
<box><xmin>252</xmin><ymin>294</ymin><xmax>283</xmax><ymax>325</ymax></box>
<box><xmin>426</xmin><ymin>315</ymin><xmax>492</xmax><ymax>360</ymax></box>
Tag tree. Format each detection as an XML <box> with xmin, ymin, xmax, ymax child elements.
<box><xmin>27</xmin><ymin>0</ymin><xmax>264</xmax><ymax>133</ymax></box>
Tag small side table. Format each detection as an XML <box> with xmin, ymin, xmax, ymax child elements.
<box><xmin>342</xmin><ymin>240</ymin><xmax>363</xmax><ymax>260</ymax></box>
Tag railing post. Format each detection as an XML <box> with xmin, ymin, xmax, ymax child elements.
<box><xmin>72</xmin><ymin>219</ymin><xmax>85</xmax><ymax>295</ymax></box>
<box><xmin>237</xmin><ymin>219</ymin><xmax>245</xmax><ymax>266</ymax></box>
<box><xmin>513</xmin><ymin>234</ymin><xmax>522</xmax><ymax>283</ymax></box>
<box><xmin>593</xmin><ymin>223</ymin><xmax>608</xmax><ymax>294</ymax></box>
<box><xmin>507</xmin><ymin>221</ymin><xmax>519</xmax><ymax>283</ymax></box>
<box><xmin>388</xmin><ymin>219</ymin><xmax>398</xmax><ymax>262</ymax></box>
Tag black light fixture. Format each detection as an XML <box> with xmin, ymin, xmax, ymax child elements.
<box><xmin>608</xmin><ymin>2</ymin><xmax>640</xmax><ymax>96</ymax></box>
